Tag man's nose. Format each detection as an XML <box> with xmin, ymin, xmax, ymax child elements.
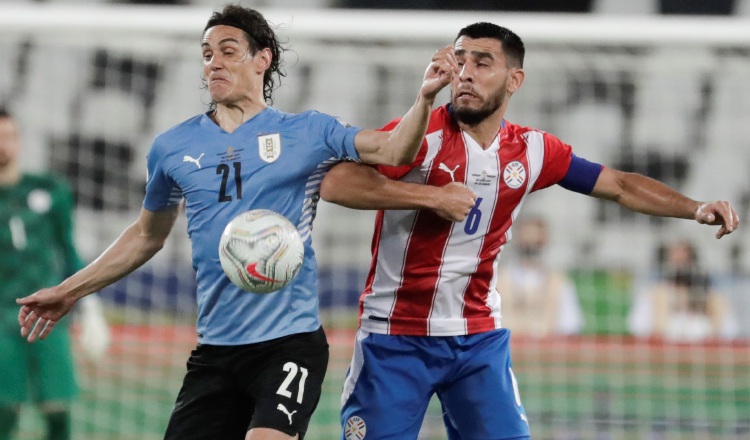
<box><xmin>459</xmin><ymin>64</ymin><xmax>472</xmax><ymax>82</ymax></box>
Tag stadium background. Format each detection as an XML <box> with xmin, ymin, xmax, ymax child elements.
<box><xmin>1</xmin><ymin>0</ymin><xmax>749</xmax><ymax>438</ymax></box>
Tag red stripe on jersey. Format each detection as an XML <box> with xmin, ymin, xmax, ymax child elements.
<box><xmin>389</xmin><ymin>210</ymin><xmax>456</xmax><ymax>335</ymax></box>
<box><xmin>463</xmin><ymin>126</ymin><xmax>532</xmax><ymax>334</ymax></box>
<box><xmin>359</xmin><ymin>209</ymin><xmax>384</xmax><ymax>329</ymax></box>
<box><xmin>389</xmin><ymin>112</ymin><xmax>462</xmax><ymax>335</ymax></box>
<box><xmin>377</xmin><ymin>109</ymin><xmax>449</xmax><ymax>181</ymax></box>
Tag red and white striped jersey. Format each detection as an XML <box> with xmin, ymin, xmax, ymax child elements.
<box><xmin>360</xmin><ymin>105</ymin><xmax>573</xmax><ymax>336</ymax></box>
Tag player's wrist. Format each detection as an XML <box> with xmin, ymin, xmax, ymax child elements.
<box><xmin>416</xmin><ymin>91</ymin><xmax>436</xmax><ymax>108</ymax></box>
<box><xmin>420</xmin><ymin>185</ymin><xmax>441</xmax><ymax>211</ymax></box>
<box><xmin>694</xmin><ymin>201</ymin><xmax>708</xmax><ymax>220</ymax></box>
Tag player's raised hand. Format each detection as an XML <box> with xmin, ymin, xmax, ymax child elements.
<box><xmin>695</xmin><ymin>200</ymin><xmax>740</xmax><ymax>239</ymax></box>
<box><xmin>421</xmin><ymin>45</ymin><xmax>459</xmax><ymax>102</ymax></box>
<box><xmin>17</xmin><ymin>286</ymin><xmax>77</xmax><ymax>342</ymax></box>
<box><xmin>432</xmin><ymin>182</ymin><xmax>476</xmax><ymax>222</ymax></box>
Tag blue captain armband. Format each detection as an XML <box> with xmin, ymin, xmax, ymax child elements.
<box><xmin>557</xmin><ymin>154</ymin><xmax>604</xmax><ymax>195</ymax></box>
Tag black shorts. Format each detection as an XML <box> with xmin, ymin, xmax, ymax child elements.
<box><xmin>163</xmin><ymin>326</ymin><xmax>329</xmax><ymax>440</ymax></box>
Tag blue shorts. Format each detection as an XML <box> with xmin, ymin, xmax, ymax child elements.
<box><xmin>340</xmin><ymin>328</ymin><xmax>530</xmax><ymax>440</ymax></box>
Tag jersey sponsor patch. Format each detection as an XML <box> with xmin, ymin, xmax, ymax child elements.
<box><xmin>503</xmin><ymin>161</ymin><xmax>526</xmax><ymax>189</ymax></box>
<box><xmin>345</xmin><ymin>415</ymin><xmax>366</xmax><ymax>440</ymax></box>
<box><xmin>258</xmin><ymin>133</ymin><xmax>281</xmax><ymax>163</ymax></box>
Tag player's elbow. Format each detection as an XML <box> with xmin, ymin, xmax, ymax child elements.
<box><xmin>386</xmin><ymin>144</ymin><xmax>418</xmax><ymax>166</ymax></box>
<box><xmin>391</xmin><ymin>153</ymin><xmax>416</xmax><ymax>166</ymax></box>
<box><xmin>320</xmin><ymin>177</ymin><xmax>337</xmax><ymax>203</ymax></box>
<box><xmin>320</xmin><ymin>166</ymin><xmax>348</xmax><ymax>204</ymax></box>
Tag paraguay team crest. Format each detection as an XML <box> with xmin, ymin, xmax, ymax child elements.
<box><xmin>258</xmin><ymin>133</ymin><xmax>281</xmax><ymax>163</ymax></box>
<box><xmin>344</xmin><ymin>415</ymin><xmax>366</xmax><ymax>440</ymax></box>
<box><xmin>503</xmin><ymin>161</ymin><xmax>526</xmax><ymax>189</ymax></box>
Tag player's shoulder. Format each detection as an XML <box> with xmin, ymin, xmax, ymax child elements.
<box><xmin>149</xmin><ymin>113</ymin><xmax>207</xmax><ymax>154</ymax></box>
<box><xmin>426</xmin><ymin>104</ymin><xmax>455</xmax><ymax>134</ymax></box>
<box><xmin>22</xmin><ymin>172</ymin><xmax>68</xmax><ymax>188</ymax></box>
<box><xmin>502</xmin><ymin>120</ymin><xmax>565</xmax><ymax>145</ymax></box>
<box><xmin>291</xmin><ymin>108</ymin><xmax>349</xmax><ymax>125</ymax></box>
<box><xmin>156</xmin><ymin>113</ymin><xmax>205</xmax><ymax>138</ymax></box>
<box><xmin>502</xmin><ymin>120</ymin><xmax>542</xmax><ymax>138</ymax></box>
<box><xmin>21</xmin><ymin>172</ymin><xmax>73</xmax><ymax>196</ymax></box>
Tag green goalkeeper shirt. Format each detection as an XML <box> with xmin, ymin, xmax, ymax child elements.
<box><xmin>0</xmin><ymin>173</ymin><xmax>83</xmax><ymax>332</ymax></box>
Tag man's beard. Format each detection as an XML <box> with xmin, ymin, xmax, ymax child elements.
<box><xmin>452</xmin><ymin>88</ymin><xmax>505</xmax><ymax>126</ymax></box>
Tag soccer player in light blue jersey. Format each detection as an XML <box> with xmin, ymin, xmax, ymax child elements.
<box><xmin>15</xmin><ymin>5</ymin><xmax>466</xmax><ymax>440</ymax></box>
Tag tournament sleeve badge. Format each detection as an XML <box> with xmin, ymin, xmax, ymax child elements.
<box><xmin>258</xmin><ymin>133</ymin><xmax>281</xmax><ymax>163</ymax></box>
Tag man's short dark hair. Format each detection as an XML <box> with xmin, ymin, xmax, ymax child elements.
<box><xmin>203</xmin><ymin>4</ymin><xmax>286</xmax><ymax>104</ymax></box>
<box><xmin>455</xmin><ymin>22</ymin><xmax>525</xmax><ymax>68</ymax></box>
<box><xmin>0</xmin><ymin>107</ymin><xmax>10</xmax><ymax>119</ymax></box>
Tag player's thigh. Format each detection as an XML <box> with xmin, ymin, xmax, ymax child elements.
<box><xmin>164</xmin><ymin>345</ymin><xmax>254</xmax><ymax>440</ymax></box>
<box><xmin>32</xmin><ymin>328</ymin><xmax>78</xmax><ymax>402</ymax></box>
<box><xmin>439</xmin><ymin>329</ymin><xmax>529</xmax><ymax>440</ymax></box>
<box><xmin>340</xmin><ymin>331</ymin><xmax>436</xmax><ymax>440</ymax></box>
<box><xmin>0</xmin><ymin>333</ymin><xmax>29</xmax><ymax>404</ymax></box>
<box><xmin>245</xmin><ymin>327</ymin><xmax>329</xmax><ymax>439</ymax></box>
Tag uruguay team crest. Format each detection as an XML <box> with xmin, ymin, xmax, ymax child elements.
<box><xmin>258</xmin><ymin>133</ymin><xmax>281</xmax><ymax>163</ymax></box>
<box><xmin>503</xmin><ymin>161</ymin><xmax>526</xmax><ymax>189</ymax></box>
<box><xmin>344</xmin><ymin>415</ymin><xmax>366</xmax><ymax>440</ymax></box>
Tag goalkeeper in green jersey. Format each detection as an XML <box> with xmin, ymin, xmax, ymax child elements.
<box><xmin>0</xmin><ymin>108</ymin><xmax>109</xmax><ymax>440</ymax></box>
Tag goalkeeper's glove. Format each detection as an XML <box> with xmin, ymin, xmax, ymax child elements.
<box><xmin>78</xmin><ymin>295</ymin><xmax>111</xmax><ymax>363</ymax></box>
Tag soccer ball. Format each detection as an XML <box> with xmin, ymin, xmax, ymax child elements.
<box><xmin>218</xmin><ymin>209</ymin><xmax>305</xmax><ymax>294</ymax></box>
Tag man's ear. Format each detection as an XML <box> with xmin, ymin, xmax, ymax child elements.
<box><xmin>508</xmin><ymin>68</ymin><xmax>525</xmax><ymax>94</ymax></box>
<box><xmin>255</xmin><ymin>47</ymin><xmax>272</xmax><ymax>72</ymax></box>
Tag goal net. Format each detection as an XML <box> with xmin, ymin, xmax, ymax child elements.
<box><xmin>1</xmin><ymin>4</ymin><xmax>748</xmax><ymax>439</ymax></box>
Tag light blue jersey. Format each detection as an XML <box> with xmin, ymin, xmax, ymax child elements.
<box><xmin>144</xmin><ymin>107</ymin><xmax>361</xmax><ymax>345</ymax></box>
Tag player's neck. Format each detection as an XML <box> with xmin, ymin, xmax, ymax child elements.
<box><xmin>458</xmin><ymin>111</ymin><xmax>505</xmax><ymax>150</ymax></box>
<box><xmin>0</xmin><ymin>165</ymin><xmax>20</xmax><ymax>186</ymax></box>
<box><xmin>212</xmin><ymin>100</ymin><xmax>268</xmax><ymax>133</ymax></box>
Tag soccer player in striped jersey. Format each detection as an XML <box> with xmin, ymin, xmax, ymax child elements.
<box><xmin>15</xmin><ymin>5</ymin><xmax>460</xmax><ymax>440</ymax></box>
<box><xmin>321</xmin><ymin>22</ymin><xmax>739</xmax><ymax>440</ymax></box>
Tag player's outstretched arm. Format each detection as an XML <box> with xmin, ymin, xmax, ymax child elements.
<box><xmin>321</xmin><ymin>162</ymin><xmax>475</xmax><ymax>222</ymax></box>
<box><xmin>16</xmin><ymin>205</ymin><xmax>182</xmax><ymax>342</ymax></box>
<box><xmin>590</xmin><ymin>167</ymin><xmax>739</xmax><ymax>238</ymax></box>
<box><xmin>354</xmin><ymin>46</ymin><xmax>458</xmax><ymax>166</ymax></box>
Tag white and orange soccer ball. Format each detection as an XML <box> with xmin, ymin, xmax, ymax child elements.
<box><xmin>218</xmin><ymin>209</ymin><xmax>304</xmax><ymax>294</ymax></box>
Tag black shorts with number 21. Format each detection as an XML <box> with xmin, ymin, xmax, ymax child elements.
<box><xmin>164</xmin><ymin>326</ymin><xmax>329</xmax><ymax>440</ymax></box>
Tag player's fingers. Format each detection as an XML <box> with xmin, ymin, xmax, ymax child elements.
<box><xmin>438</xmin><ymin>48</ymin><xmax>459</xmax><ymax>74</ymax></box>
<box><xmin>723</xmin><ymin>201</ymin><xmax>737</xmax><ymax>233</ymax></box>
<box><xmin>716</xmin><ymin>225</ymin><xmax>728</xmax><ymax>239</ymax></box>
<box><xmin>39</xmin><ymin>320</ymin><xmax>56</xmax><ymax>341</ymax></box>
<box><xmin>20</xmin><ymin>309</ymin><xmax>38</xmax><ymax>337</ymax></box>
<box><xmin>435</xmin><ymin>58</ymin><xmax>456</xmax><ymax>77</ymax></box>
<box><xmin>18</xmin><ymin>305</ymin><xmax>29</xmax><ymax>328</ymax></box>
<box><xmin>27</xmin><ymin>315</ymin><xmax>44</xmax><ymax>342</ymax></box>
<box><xmin>16</xmin><ymin>294</ymin><xmax>36</xmax><ymax>305</ymax></box>
<box><xmin>431</xmin><ymin>45</ymin><xmax>454</xmax><ymax>61</ymax></box>
<box><xmin>27</xmin><ymin>316</ymin><xmax>54</xmax><ymax>343</ymax></box>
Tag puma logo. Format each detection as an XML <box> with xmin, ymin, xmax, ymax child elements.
<box><xmin>277</xmin><ymin>404</ymin><xmax>297</xmax><ymax>425</ymax></box>
<box><xmin>183</xmin><ymin>153</ymin><xmax>205</xmax><ymax>169</ymax></box>
<box><xmin>439</xmin><ymin>163</ymin><xmax>460</xmax><ymax>182</ymax></box>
